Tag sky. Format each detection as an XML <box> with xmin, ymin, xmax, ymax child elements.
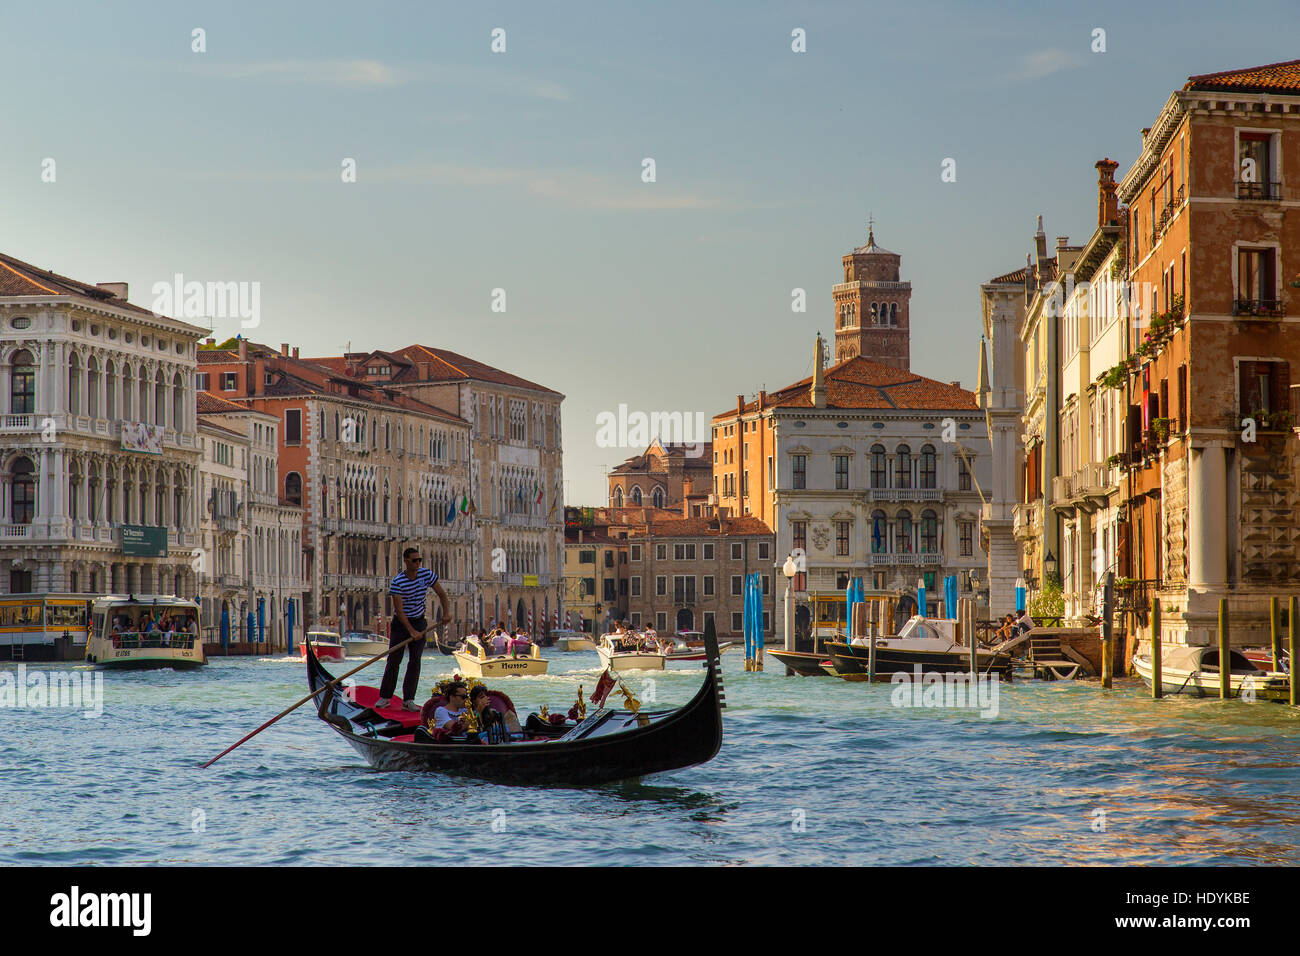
<box><xmin>3</xmin><ymin>0</ymin><xmax>1297</xmax><ymax>503</ymax></box>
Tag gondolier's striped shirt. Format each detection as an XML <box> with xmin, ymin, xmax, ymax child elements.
<box><xmin>389</xmin><ymin>566</ymin><xmax>437</xmax><ymax>618</ymax></box>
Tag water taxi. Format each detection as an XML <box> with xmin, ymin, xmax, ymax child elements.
<box><xmin>301</xmin><ymin>628</ymin><xmax>346</xmax><ymax>662</ymax></box>
<box><xmin>84</xmin><ymin>595</ymin><xmax>205</xmax><ymax>669</ymax></box>
<box><xmin>597</xmin><ymin>633</ymin><xmax>666</xmax><ymax>671</ymax></box>
<box><xmin>826</xmin><ymin>615</ymin><xmax>1012</xmax><ymax>680</ymax></box>
<box><xmin>341</xmin><ymin>630</ymin><xmax>388</xmax><ymax>658</ymax></box>
<box><xmin>662</xmin><ymin>631</ymin><xmax>739</xmax><ymax>661</ymax></box>
<box><xmin>552</xmin><ymin>629</ymin><xmax>597</xmax><ymax>652</ymax></box>
<box><xmin>454</xmin><ymin>634</ymin><xmax>548</xmax><ymax>677</ymax></box>
<box><xmin>1134</xmin><ymin>645</ymin><xmax>1290</xmax><ymax>700</ymax></box>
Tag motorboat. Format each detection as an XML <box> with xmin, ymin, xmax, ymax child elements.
<box><xmin>341</xmin><ymin>630</ymin><xmax>388</xmax><ymax>658</ymax></box>
<box><xmin>661</xmin><ymin>631</ymin><xmax>738</xmax><ymax>661</ymax></box>
<box><xmin>84</xmin><ymin>594</ymin><xmax>205</xmax><ymax>670</ymax></box>
<box><xmin>300</xmin><ymin>628</ymin><xmax>346</xmax><ymax>662</ymax></box>
<box><xmin>825</xmin><ymin>615</ymin><xmax>1012</xmax><ymax>681</ymax></box>
<box><xmin>597</xmin><ymin>633</ymin><xmax>666</xmax><ymax>671</ymax></box>
<box><xmin>1133</xmin><ymin>644</ymin><xmax>1290</xmax><ymax>700</ymax></box>
<box><xmin>551</xmin><ymin>629</ymin><xmax>597</xmax><ymax>652</ymax></box>
<box><xmin>453</xmin><ymin>634</ymin><xmax>549</xmax><ymax>677</ymax></box>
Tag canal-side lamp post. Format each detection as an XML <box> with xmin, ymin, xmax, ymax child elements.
<box><xmin>782</xmin><ymin>554</ymin><xmax>797</xmax><ymax>652</ymax></box>
<box><xmin>1015</xmin><ymin>577</ymin><xmax>1027</xmax><ymax>614</ymax></box>
<box><xmin>1043</xmin><ymin>550</ymin><xmax>1057</xmax><ymax>584</ymax></box>
<box><xmin>917</xmin><ymin>577</ymin><xmax>926</xmax><ymax>619</ymax></box>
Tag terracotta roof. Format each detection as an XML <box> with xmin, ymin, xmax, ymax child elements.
<box><xmin>0</xmin><ymin>251</ymin><xmax>168</xmax><ymax>319</ymax></box>
<box><xmin>198</xmin><ymin>350</ymin><xmax>239</xmax><ymax>364</ymax></box>
<box><xmin>717</xmin><ymin>355</ymin><xmax>977</xmax><ymax>417</ymax></box>
<box><xmin>391</xmin><ymin>345</ymin><xmax>561</xmax><ymax>395</ymax></box>
<box><xmin>610</xmin><ymin>442</ymin><xmax>713</xmax><ymax>474</ymax></box>
<box><xmin>196</xmin><ymin>392</ymin><xmax>248</xmax><ymax>414</ymax></box>
<box><xmin>990</xmin><ymin>256</ymin><xmax>1058</xmax><ymax>286</ymax></box>
<box><xmin>630</xmin><ymin>516</ymin><xmax>772</xmax><ymax>538</ymax></box>
<box><xmin>850</xmin><ymin>227</ymin><xmax>897</xmax><ymax>257</ymax></box>
<box><xmin>1185</xmin><ymin>58</ymin><xmax>1300</xmax><ymax>95</ymax></box>
<box><xmin>198</xmin><ymin>418</ymin><xmax>246</xmax><ymax>439</ymax></box>
<box><xmin>564</xmin><ymin>529</ymin><xmax>623</xmax><ymax>545</ymax></box>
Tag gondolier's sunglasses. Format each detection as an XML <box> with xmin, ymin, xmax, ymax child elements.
<box><xmin>406</xmin><ymin>555</ymin><xmax>422</xmax><ymax>563</ymax></box>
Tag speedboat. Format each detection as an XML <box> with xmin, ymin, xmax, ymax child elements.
<box><xmin>661</xmin><ymin>631</ymin><xmax>739</xmax><ymax>661</ymax></box>
<box><xmin>597</xmin><ymin>633</ymin><xmax>666</xmax><ymax>671</ymax></box>
<box><xmin>301</xmin><ymin>628</ymin><xmax>346</xmax><ymax>662</ymax></box>
<box><xmin>341</xmin><ymin>630</ymin><xmax>388</xmax><ymax>658</ymax></box>
<box><xmin>825</xmin><ymin>616</ymin><xmax>1012</xmax><ymax>681</ymax></box>
<box><xmin>454</xmin><ymin>634</ymin><xmax>549</xmax><ymax>677</ymax></box>
<box><xmin>85</xmin><ymin>594</ymin><xmax>205</xmax><ymax>670</ymax></box>
<box><xmin>551</xmin><ymin>629</ymin><xmax>597</xmax><ymax>652</ymax></box>
<box><xmin>1133</xmin><ymin>644</ymin><xmax>1290</xmax><ymax>700</ymax></box>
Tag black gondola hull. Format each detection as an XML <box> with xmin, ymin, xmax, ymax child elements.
<box><xmin>826</xmin><ymin>641</ymin><xmax>1011</xmax><ymax>679</ymax></box>
<box><xmin>305</xmin><ymin>626</ymin><xmax>725</xmax><ymax>786</ymax></box>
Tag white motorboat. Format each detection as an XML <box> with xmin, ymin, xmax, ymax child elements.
<box><xmin>551</xmin><ymin>629</ymin><xmax>597</xmax><ymax>652</ymax></box>
<box><xmin>597</xmin><ymin>633</ymin><xmax>666</xmax><ymax>671</ymax></box>
<box><xmin>454</xmin><ymin>634</ymin><xmax>549</xmax><ymax>677</ymax></box>
<box><xmin>1133</xmin><ymin>644</ymin><xmax>1290</xmax><ymax>701</ymax></box>
<box><xmin>341</xmin><ymin>630</ymin><xmax>389</xmax><ymax>658</ymax></box>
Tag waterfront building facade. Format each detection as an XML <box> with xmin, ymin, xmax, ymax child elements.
<box><xmin>1117</xmin><ymin>60</ymin><xmax>1300</xmax><ymax>649</ymax></box>
<box><xmin>198</xmin><ymin>340</ymin><xmax>474</xmax><ymax>637</ymax></box>
<box><xmin>563</xmin><ymin>526</ymin><xmax>628</xmax><ymax>633</ymax></box>
<box><xmin>0</xmin><ymin>256</ymin><xmax>205</xmax><ymax>597</ymax></box>
<box><xmin>315</xmin><ymin>346</ymin><xmax>565</xmax><ymax>635</ymax></box>
<box><xmin>608</xmin><ymin>439</ymin><xmax>712</xmax><ymax>512</ymax></box>
<box><xmin>832</xmin><ymin>226</ymin><xmax>912</xmax><ymax>369</ymax></box>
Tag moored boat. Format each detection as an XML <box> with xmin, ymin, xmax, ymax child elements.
<box><xmin>826</xmin><ymin>616</ymin><xmax>1012</xmax><ymax>681</ymax></box>
<box><xmin>767</xmin><ymin>649</ymin><xmax>835</xmax><ymax>676</ymax></box>
<box><xmin>661</xmin><ymin>632</ymin><xmax>738</xmax><ymax>661</ymax></box>
<box><xmin>85</xmin><ymin>594</ymin><xmax>205</xmax><ymax>670</ymax></box>
<box><xmin>1134</xmin><ymin>645</ymin><xmax>1290</xmax><ymax>700</ymax></box>
<box><xmin>305</xmin><ymin>625</ymin><xmax>726</xmax><ymax>784</ymax></box>
<box><xmin>454</xmin><ymin>635</ymin><xmax>549</xmax><ymax>677</ymax></box>
<box><xmin>301</xmin><ymin>628</ymin><xmax>345</xmax><ymax>662</ymax></box>
<box><xmin>597</xmin><ymin>633</ymin><xmax>666</xmax><ymax>671</ymax></box>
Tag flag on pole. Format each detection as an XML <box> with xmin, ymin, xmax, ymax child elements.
<box><xmin>444</xmin><ymin>496</ymin><xmax>457</xmax><ymax>524</ymax></box>
<box><xmin>467</xmin><ymin>496</ymin><xmax>477</xmax><ymax>517</ymax></box>
<box><xmin>590</xmin><ymin>668</ymin><xmax>617</xmax><ymax>708</ymax></box>
<box><xmin>460</xmin><ymin>492</ymin><xmax>468</xmax><ymax>513</ymax></box>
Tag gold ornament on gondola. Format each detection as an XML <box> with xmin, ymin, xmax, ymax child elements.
<box><xmin>539</xmin><ymin>705</ymin><xmax>550</xmax><ymax>721</ymax></box>
<box><xmin>574</xmin><ymin>685</ymin><xmax>586</xmax><ymax>720</ymax></box>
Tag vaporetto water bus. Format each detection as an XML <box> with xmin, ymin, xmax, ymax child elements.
<box><xmin>84</xmin><ymin>594</ymin><xmax>205</xmax><ymax>669</ymax></box>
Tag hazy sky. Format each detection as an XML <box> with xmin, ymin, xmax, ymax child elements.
<box><xmin>4</xmin><ymin>0</ymin><xmax>1296</xmax><ymax>503</ymax></box>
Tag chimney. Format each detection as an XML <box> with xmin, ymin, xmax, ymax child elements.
<box><xmin>759</xmin><ymin>389</ymin><xmax>767</xmax><ymax>410</ymax></box>
<box><xmin>280</xmin><ymin>343</ymin><xmax>289</xmax><ymax>356</ymax></box>
<box><xmin>811</xmin><ymin>332</ymin><xmax>827</xmax><ymax>409</ymax></box>
<box><xmin>1056</xmin><ymin>236</ymin><xmax>1070</xmax><ymax>253</ymax></box>
<box><xmin>950</xmin><ymin>380</ymin><xmax>961</xmax><ymax>388</ymax></box>
<box><xmin>1096</xmin><ymin>157</ymin><xmax>1120</xmax><ymax>227</ymax></box>
<box><xmin>419</xmin><ymin>362</ymin><xmax>431</xmax><ymax>379</ymax></box>
<box><xmin>97</xmin><ymin>282</ymin><xmax>128</xmax><ymax>301</ymax></box>
<box><xmin>238</xmin><ymin>338</ymin><xmax>247</xmax><ymax>361</ymax></box>
<box><xmin>253</xmin><ymin>355</ymin><xmax>266</xmax><ymax>397</ymax></box>
<box><xmin>204</xmin><ymin>337</ymin><xmax>216</xmax><ymax>346</ymax></box>
<box><xmin>1034</xmin><ymin>216</ymin><xmax>1048</xmax><ymax>268</ymax></box>
<box><xmin>292</xmin><ymin>347</ymin><xmax>299</xmax><ymax>359</ymax></box>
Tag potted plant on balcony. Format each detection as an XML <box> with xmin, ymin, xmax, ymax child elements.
<box><xmin>1105</xmin><ymin>452</ymin><xmax>1125</xmax><ymax>469</ymax></box>
<box><xmin>1151</xmin><ymin>418</ymin><xmax>1172</xmax><ymax>442</ymax></box>
<box><xmin>1100</xmin><ymin>364</ymin><xmax>1127</xmax><ymax>390</ymax></box>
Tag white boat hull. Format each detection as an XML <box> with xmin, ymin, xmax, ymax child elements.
<box><xmin>343</xmin><ymin>640</ymin><xmax>389</xmax><ymax>658</ymax></box>
<box><xmin>453</xmin><ymin>651</ymin><xmax>549</xmax><ymax>678</ymax></box>
<box><xmin>86</xmin><ymin>635</ymin><xmax>205</xmax><ymax>669</ymax></box>
<box><xmin>557</xmin><ymin>636</ymin><xmax>598</xmax><ymax>652</ymax></box>
<box><xmin>597</xmin><ymin>646</ymin><xmax>666</xmax><ymax>671</ymax></box>
<box><xmin>1133</xmin><ymin>653</ymin><xmax>1290</xmax><ymax>700</ymax></box>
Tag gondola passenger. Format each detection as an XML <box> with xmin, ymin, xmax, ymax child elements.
<box><xmin>469</xmin><ymin>685</ymin><xmax>507</xmax><ymax>744</ymax></box>
<box><xmin>431</xmin><ymin>682</ymin><xmax>469</xmax><ymax>732</ymax></box>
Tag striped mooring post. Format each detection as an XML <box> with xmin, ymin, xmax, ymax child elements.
<box><xmin>1151</xmin><ymin>598</ymin><xmax>1162</xmax><ymax>699</ymax></box>
<box><xmin>1219</xmin><ymin>598</ymin><xmax>1230</xmax><ymax>700</ymax></box>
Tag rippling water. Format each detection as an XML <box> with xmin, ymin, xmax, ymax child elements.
<box><xmin>3</xmin><ymin>649</ymin><xmax>1299</xmax><ymax>866</ymax></box>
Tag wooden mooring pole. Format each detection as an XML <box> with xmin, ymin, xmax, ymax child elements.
<box><xmin>1101</xmin><ymin>572</ymin><xmax>1114</xmax><ymax>690</ymax></box>
<box><xmin>1271</xmin><ymin>596</ymin><xmax>1281</xmax><ymax>673</ymax></box>
<box><xmin>1151</xmin><ymin>597</ymin><xmax>1162</xmax><ymax>699</ymax></box>
<box><xmin>1290</xmin><ymin>596</ymin><xmax>1298</xmax><ymax>707</ymax></box>
<box><xmin>1219</xmin><ymin>598</ymin><xmax>1230</xmax><ymax>700</ymax></box>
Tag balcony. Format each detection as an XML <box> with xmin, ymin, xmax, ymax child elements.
<box><xmin>867</xmin><ymin>487</ymin><xmax>942</xmax><ymax>502</ymax></box>
<box><xmin>1236</xmin><ymin>181</ymin><xmax>1282</xmax><ymax>201</ymax></box>
<box><xmin>868</xmin><ymin>552</ymin><xmax>941</xmax><ymax>566</ymax></box>
<box><xmin>216</xmin><ymin>516</ymin><xmax>240</xmax><ymax>534</ymax></box>
<box><xmin>0</xmin><ymin>415</ymin><xmax>35</xmax><ymax>433</ymax></box>
<box><xmin>1233</xmin><ymin>298</ymin><xmax>1286</xmax><ymax>319</ymax></box>
<box><xmin>1012</xmin><ymin>500</ymin><xmax>1042</xmax><ymax>542</ymax></box>
<box><xmin>1050</xmin><ymin>475</ymin><xmax>1073</xmax><ymax>516</ymax></box>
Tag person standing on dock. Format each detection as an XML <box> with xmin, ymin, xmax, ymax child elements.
<box><xmin>376</xmin><ymin>547</ymin><xmax>453</xmax><ymax>711</ymax></box>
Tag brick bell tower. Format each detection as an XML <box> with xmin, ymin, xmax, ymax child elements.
<box><xmin>832</xmin><ymin>221</ymin><xmax>911</xmax><ymax>370</ymax></box>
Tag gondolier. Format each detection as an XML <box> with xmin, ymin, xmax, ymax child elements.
<box><xmin>377</xmin><ymin>547</ymin><xmax>453</xmax><ymax>711</ymax></box>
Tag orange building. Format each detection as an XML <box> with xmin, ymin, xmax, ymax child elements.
<box><xmin>1117</xmin><ymin>59</ymin><xmax>1300</xmax><ymax>648</ymax></box>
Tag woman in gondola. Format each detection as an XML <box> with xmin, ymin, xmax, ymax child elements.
<box><xmin>469</xmin><ymin>685</ymin><xmax>508</xmax><ymax>744</ymax></box>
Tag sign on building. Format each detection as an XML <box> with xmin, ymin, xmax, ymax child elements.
<box><xmin>121</xmin><ymin>421</ymin><xmax>165</xmax><ymax>455</ymax></box>
<box><xmin>121</xmin><ymin>525</ymin><xmax>168</xmax><ymax>557</ymax></box>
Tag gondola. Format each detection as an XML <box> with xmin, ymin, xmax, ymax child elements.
<box><xmin>305</xmin><ymin>623</ymin><xmax>727</xmax><ymax>785</ymax></box>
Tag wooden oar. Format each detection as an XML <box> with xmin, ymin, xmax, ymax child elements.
<box><xmin>198</xmin><ymin>624</ymin><xmax>438</xmax><ymax>769</ymax></box>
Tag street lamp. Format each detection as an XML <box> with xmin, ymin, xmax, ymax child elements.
<box><xmin>782</xmin><ymin>555</ymin><xmax>798</xmax><ymax>652</ymax></box>
<box><xmin>1044</xmin><ymin>550</ymin><xmax>1057</xmax><ymax>584</ymax></box>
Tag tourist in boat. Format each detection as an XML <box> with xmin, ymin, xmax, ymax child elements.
<box><xmin>376</xmin><ymin>547</ymin><xmax>454</xmax><ymax>712</ymax></box>
<box><xmin>431</xmin><ymin>682</ymin><xmax>469</xmax><ymax>731</ymax></box>
<box><xmin>469</xmin><ymin>685</ymin><xmax>507</xmax><ymax>744</ymax></box>
<box><xmin>491</xmin><ymin>629</ymin><xmax>510</xmax><ymax>656</ymax></box>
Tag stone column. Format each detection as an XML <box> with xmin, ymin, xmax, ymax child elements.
<box><xmin>1187</xmin><ymin>444</ymin><xmax>1228</xmax><ymax>590</ymax></box>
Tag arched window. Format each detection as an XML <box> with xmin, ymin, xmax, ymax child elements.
<box><xmin>871</xmin><ymin>510</ymin><xmax>887</xmax><ymax>554</ymax></box>
<box><xmin>121</xmin><ymin>365</ymin><xmax>133</xmax><ymax>420</ymax></box>
<box><xmin>87</xmin><ymin>356</ymin><xmax>100</xmax><ymax>419</ymax></box>
<box><xmin>138</xmin><ymin>369</ymin><xmax>148</xmax><ymax>424</ymax></box>
<box><xmin>68</xmin><ymin>352</ymin><xmax>81</xmax><ymax>415</ymax></box>
<box><xmin>870</xmin><ymin>303</ymin><xmax>878</xmax><ymax>325</ymax></box>
<box><xmin>613</xmin><ymin>487</ymin><xmax>624</xmax><ymax>508</ymax></box>
<box><xmin>172</xmin><ymin>372</ymin><xmax>184</xmax><ymax>431</ymax></box>
<box><xmin>631</xmin><ymin>486</ymin><xmax>642</xmax><ymax>506</ymax></box>
<box><xmin>11</xmin><ymin>457</ymin><xmax>35</xmax><ymax>524</ymax></box>
<box><xmin>154</xmin><ymin>370</ymin><xmax>166</xmax><ymax>427</ymax></box>
<box><xmin>104</xmin><ymin>360</ymin><xmax>116</xmax><ymax>419</ymax></box>
<box><xmin>870</xmin><ymin>444</ymin><xmax>887</xmax><ymax>488</ymax></box>
<box><xmin>285</xmin><ymin>472</ymin><xmax>302</xmax><ymax>506</ymax></box>
<box><xmin>10</xmin><ymin>350</ymin><xmax>34</xmax><ymax>414</ymax></box>
<box><xmin>652</xmin><ymin>486</ymin><xmax>665</xmax><ymax>509</ymax></box>
<box><xmin>896</xmin><ymin>510</ymin><xmax>913</xmax><ymax>554</ymax></box>
<box><xmin>895</xmin><ymin>444</ymin><xmax>912</xmax><ymax>489</ymax></box>
<box><xmin>890</xmin><ymin>303</ymin><xmax>898</xmax><ymax>326</ymax></box>
<box><xmin>920</xmin><ymin>510</ymin><xmax>938</xmax><ymax>553</ymax></box>
<box><xmin>920</xmin><ymin>445</ymin><xmax>937</xmax><ymax>489</ymax></box>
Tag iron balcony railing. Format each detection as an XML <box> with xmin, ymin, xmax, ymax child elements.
<box><xmin>1235</xmin><ymin>181</ymin><xmax>1282</xmax><ymax>201</ymax></box>
<box><xmin>1233</xmin><ymin>298</ymin><xmax>1286</xmax><ymax>318</ymax></box>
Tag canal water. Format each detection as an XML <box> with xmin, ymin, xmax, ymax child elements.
<box><xmin>2</xmin><ymin>650</ymin><xmax>1299</xmax><ymax>866</ymax></box>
